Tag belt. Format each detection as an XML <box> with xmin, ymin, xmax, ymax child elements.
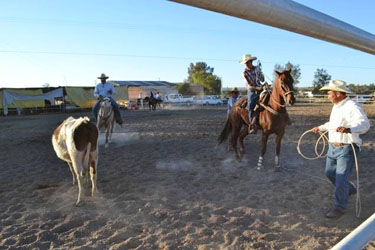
<box><xmin>330</xmin><ymin>142</ymin><xmax>349</xmax><ymax>147</ymax></box>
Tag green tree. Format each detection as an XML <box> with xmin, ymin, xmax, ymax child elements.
<box><xmin>347</xmin><ymin>83</ymin><xmax>375</xmax><ymax>94</ymax></box>
<box><xmin>274</xmin><ymin>61</ymin><xmax>301</xmax><ymax>85</ymax></box>
<box><xmin>177</xmin><ymin>82</ymin><xmax>193</xmax><ymax>96</ymax></box>
<box><xmin>187</xmin><ymin>62</ymin><xmax>221</xmax><ymax>95</ymax></box>
<box><xmin>312</xmin><ymin>68</ymin><xmax>331</xmax><ymax>94</ymax></box>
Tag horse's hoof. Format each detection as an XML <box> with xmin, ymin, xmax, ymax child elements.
<box><xmin>75</xmin><ymin>201</ymin><xmax>84</xmax><ymax>207</ymax></box>
<box><xmin>234</xmin><ymin>154</ymin><xmax>242</xmax><ymax>162</ymax></box>
<box><xmin>92</xmin><ymin>189</ymin><xmax>98</xmax><ymax>197</ymax></box>
<box><xmin>274</xmin><ymin>166</ymin><xmax>281</xmax><ymax>172</ymax></box>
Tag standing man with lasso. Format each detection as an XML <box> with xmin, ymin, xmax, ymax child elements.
<box><xmin>311</xmin><ymin>80</ymin><xmax>370</xmax><ymax>219</ymax></box>
<box><xmin>239</xmin><ymin>54</ymin><xmax>264</xmax><ymax>134</ymax></box>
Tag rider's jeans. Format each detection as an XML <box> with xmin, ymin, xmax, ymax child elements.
<box><xmin>92</xmin><ymin>97</ymin><xmax>121</xmax><ymax>119</ymax></box>
<box><xmin>247</xmin><ymin>89</ymin><xmax>259</xmax><ymax>122</ymax></box>
<box><xmin>325</xmin><ymin>144</ymin><xmax>358</xmax><ymax>211</ymax></box>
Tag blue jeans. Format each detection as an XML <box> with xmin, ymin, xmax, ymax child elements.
<box><xmin>325</xmin><ymin>144</ymin><xmax>358</xmax><ymax>211</ymax></box>
<box><xmin>92</xmin><ymin>97</ymin><xmax>121</xmax><ymax>120</ymax></box>
<box><xmin>247</xmin><ymin>89</ymin><xmax>259</xmax><ymax>122</ymax></box>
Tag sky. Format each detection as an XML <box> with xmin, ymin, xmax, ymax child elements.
<box><xmin>0</xmin><ymin>0</ymin><xmax>374</xmax><ymax>89</ymax></box>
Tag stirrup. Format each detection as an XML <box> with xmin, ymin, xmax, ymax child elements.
<box><xmin>248</xmin><ymin>125</ymin><xmax>257</xmax><ymax>134</ymax></box>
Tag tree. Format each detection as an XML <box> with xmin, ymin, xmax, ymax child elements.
<box><xmin>312</xmin><ymin>68</ymin><xmax>331</xmax><ymax>94</ymax></box>
<box><xmin>274</xmin><ymin>61</ymin><xmax>301</xmax><ymax>85</ymax></box>
<box><xmin>177</xmin><ymin>82</ymin><xmax>193</xmax><ymax>96</ymax></box>
<box><xmin>43</xmin><ymin>83</ymin><xmax>50</xmax><ymax>88</ymax></box>
<box><xmin>186</xmin><ymin>62</ymin><xmax>222</xmax><ymax>95</ymax></box>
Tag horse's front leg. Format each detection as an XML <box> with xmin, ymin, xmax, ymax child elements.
<box><xmin>274</xmin><ymin>132</ymin><xmax>284</xmax><ymax>171</ymax></box>
<box><xmin>257</xmin><ymin>132</ymin><xmax>269</xmax><ymax>170</ymax></box>
<box><xmin>105</xmin><ymin>127</ymin><xmax>110</xmax><ymax>148</ymax></box>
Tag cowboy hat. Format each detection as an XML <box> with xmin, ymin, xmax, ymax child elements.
<box><xmin>320</xmin><ymin>80</ymin><xmax>353</xmax><ymax>94</ymax></box>
<box><xmin>97</xmin><ymin>73</ymin><xmax>109</xmax><ymax>79</ymax></box>
<box><xmin>231</xmin><ymin>87</ymin><xmax>239</xmax><ymax>93</ymax></box>
<box><xmin>239</xmin><ymin>54</ymin><xmax>257</xmax><ymax>64</ymax></box>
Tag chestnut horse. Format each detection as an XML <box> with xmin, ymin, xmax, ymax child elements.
<box><xmin>218</xmin><ymin>69</ymin><xmax>295</xmax><ymax>169</ymax></box>
<box><xmin>144</xmin><ymin>97</ymin><xmax>163</xmax><ymax>111</ymax></box>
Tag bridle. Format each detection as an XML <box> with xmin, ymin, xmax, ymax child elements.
<box><xmin>98</xmin><ymin>98</ymin><xmax>113</xmax><ymax>121</ymax></box>
<box><xmin>271</xmin><ymin>75</ymin><xmax>294</xmax><ymax>108</ymax></box>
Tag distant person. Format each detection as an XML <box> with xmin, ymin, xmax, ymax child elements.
<box><xmin>311</xmin><ymin>80</ymin><xmax>370</xmax><ymax>219</ymax></box>
<box><xmin>138</xmin><ymin>92</ymin><xmax>143</xmax><ymax>108</ymax></box>
<box><xmin>239</xmin><ymin>54</ymin><xmax>264</xmax><ymax>134</ymax></box>
<box><xmin>154</xmin><ymin>91</ymin><xmax>160</xmax><ymax>100</ymax></box>
<box><xmin>92</xmin><ymin>73</ymin><xmax>123</xmax><ymax>125</ymax></box>
<box><xmin>227</xmin><ymin>87</ymin><xmax>241</xmax><ymax>117</ymax></box>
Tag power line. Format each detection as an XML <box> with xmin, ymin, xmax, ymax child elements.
<box><xmin>0</xmin><ymin>49</ymin><xmax>374</xmax><ymax>70</ymax></box>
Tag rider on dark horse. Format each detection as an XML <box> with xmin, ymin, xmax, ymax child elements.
<box><xmin>92</xmin><ymin>73</ymin><xmax>123</xmax><ymax>125</ymax></box>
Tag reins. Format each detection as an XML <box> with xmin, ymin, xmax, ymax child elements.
<box><xmin>297</xmin><ymin>129</ymin><xmax>361</xmax><ymax>217</ymax></box>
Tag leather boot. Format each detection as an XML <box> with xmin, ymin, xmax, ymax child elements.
<box><xmin>248</xmin><ymin>116</ymin><xmax>258</xmax><ymax>134</ymax></box>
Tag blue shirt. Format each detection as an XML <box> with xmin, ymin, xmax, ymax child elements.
<box><xmin>227</xmin><ymin>95</ymin><xmax>241</xmax><ymax>116</ymax></box>
<box><xmin>94</xmin><ymin>82</ymin><xmax>117</xmax><ymax>98</ymax></box>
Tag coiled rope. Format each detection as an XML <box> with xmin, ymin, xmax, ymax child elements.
<box><xmin>296</xmin><ymin>129</ymin><xmax>361</xmax><ymax>218</ymax></box>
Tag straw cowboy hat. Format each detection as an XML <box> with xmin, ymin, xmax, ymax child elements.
<box><xmin>97</xmin><ymin>73</ymin><xmax>109</xmax><ymax>79</ymax></box>
<box><xmin>231</xmin><ymin>87</ymin><xmax>239</xmax><ymax>93</ymax></box>
<box><xmin>239</xmin><ymin>54</ymin><xmax>257</xmax><ymax>64</ymax></box>
<box><xmin>320</xmin><ymin>80</ymin><xmax>353</xmax><ymax>94</ymax></box>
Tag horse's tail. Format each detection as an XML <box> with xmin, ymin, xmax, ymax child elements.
<box><xmin>218</xmin><ymin>118</ymin><xmax>232</xmax><ymax>144</ymax></box>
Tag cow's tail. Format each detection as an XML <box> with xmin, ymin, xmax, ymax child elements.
<box><xmin>218</xmin><ymin>118</ymin><xmax>232</xmax><ymax>144</ymax></box>
<box><xmin>84</xmin><ymin>142</ymin><xmax>91</xmax><ymax>169</ymax></box>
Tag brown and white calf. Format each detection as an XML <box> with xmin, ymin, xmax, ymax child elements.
<box><xmin>52</xmin><ymin>116</ymin><xmax>99</xmax><ymax>205</ymax></box>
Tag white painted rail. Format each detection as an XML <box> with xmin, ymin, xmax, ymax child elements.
<box><xmin>331</xmin><ymin>213</ymin><xmax>375</xmax><ymax>250</ymax></box>
<box><xmin>168</xmin><ymin>0</ymin><xmax>375</xmax><ymax>54</ymax></box>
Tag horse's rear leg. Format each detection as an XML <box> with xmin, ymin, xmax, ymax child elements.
<box><xmin>274</xmin><ymin>132</ymin><xmax>284</xmax><ymax>170</ymax></box>
<box><xmin>238</xmin><ymin>126</ymin><xmax>248</xmax><ymax>158</ymax></box>
<box><xmin>257</xmin><ymin>133</ymin><xmax>270</xmax><ymax>170</ymax></box>
<box><xmin>231</xmin><ymin>123</ymin><xmax>242</xmax><ymax>161</ymax></box>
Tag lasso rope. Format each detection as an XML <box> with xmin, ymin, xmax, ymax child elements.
<box><xmin>296</xmin><ymin>129</ymin><xmax>361</xmax><ymax>218</ymax></box>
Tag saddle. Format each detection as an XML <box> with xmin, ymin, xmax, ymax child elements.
<box><xmin>236</xmin><ymin>89</ymin><xmax>270</xmax><ymax>112</ymax></box>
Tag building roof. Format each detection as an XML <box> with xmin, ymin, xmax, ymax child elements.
<box><xmin>109</xmin><ymin>81</ymin><xmax>177</xmax><ymax>87</ymax></box>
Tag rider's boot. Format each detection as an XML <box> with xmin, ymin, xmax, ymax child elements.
<box><xmin>114</xmin><ymin>112</ymin><xmax>123</xmax><ymax>126</ymax></box>
<box><xmin>248</xmin><ymin>111</ymin><xmax>259</xmax><ymax>134</ymax></box>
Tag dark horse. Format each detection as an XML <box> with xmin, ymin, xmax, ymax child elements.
<box><xmin>144</xmin><ymin>97</ymin><xmax>163</xmax><ymax>111</ymax></box>
<box><xmin>218</xmin><ymin>69</ymin><xmax>296</xmax><ymax>169</ymax></box>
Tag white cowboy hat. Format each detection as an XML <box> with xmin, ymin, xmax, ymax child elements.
<box><xmin>97</xmin><ymin>73</ymin><xmax>109</xmax><ymax>79</ymax></box>
<box><xmin>239</xmin><ymin>54</ymin><xmax>257</xmax><ymax>64</ymax></box>
<box><xmin>320</xmin><ymin>80</ymin><xmax>353</xmax><ymax>94</ymax></box>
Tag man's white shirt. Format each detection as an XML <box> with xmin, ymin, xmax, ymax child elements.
<box><xmin>318</xmin><ymin>97</ymin><xmax>370</xmax><ymax>146</ymax></box>
<box><xmin>94</xmin><ymin>82</ymin><xmax>116</xmax><ymax>97</ymax></box>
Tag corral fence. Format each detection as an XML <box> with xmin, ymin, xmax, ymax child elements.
<box><xmin>296</xmin><ymin>94</ymin><xmax>375</xmax><ymax>104</ymax></box>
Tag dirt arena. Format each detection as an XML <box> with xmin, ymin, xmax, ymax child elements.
<box><xmin>0</xmin><ymin>104</ymin><xmax>374</xmax><ymax>249</ymax></box>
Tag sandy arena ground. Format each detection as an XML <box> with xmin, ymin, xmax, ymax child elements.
<box><xmin>0</xmin><ymin>104</ymin><xmax>374</xmax><ymax>249</ymax></box>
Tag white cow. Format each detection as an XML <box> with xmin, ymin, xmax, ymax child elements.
<box><xmin>52</xmin><ymin>116</ymin><xmax>99</xmax><ymax>205</ymax></box>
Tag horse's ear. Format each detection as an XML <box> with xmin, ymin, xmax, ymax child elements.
<box><xmin>274</xmin><ymin>70</ymin><xmax>281</xmax><ymax>76</ymax></box>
